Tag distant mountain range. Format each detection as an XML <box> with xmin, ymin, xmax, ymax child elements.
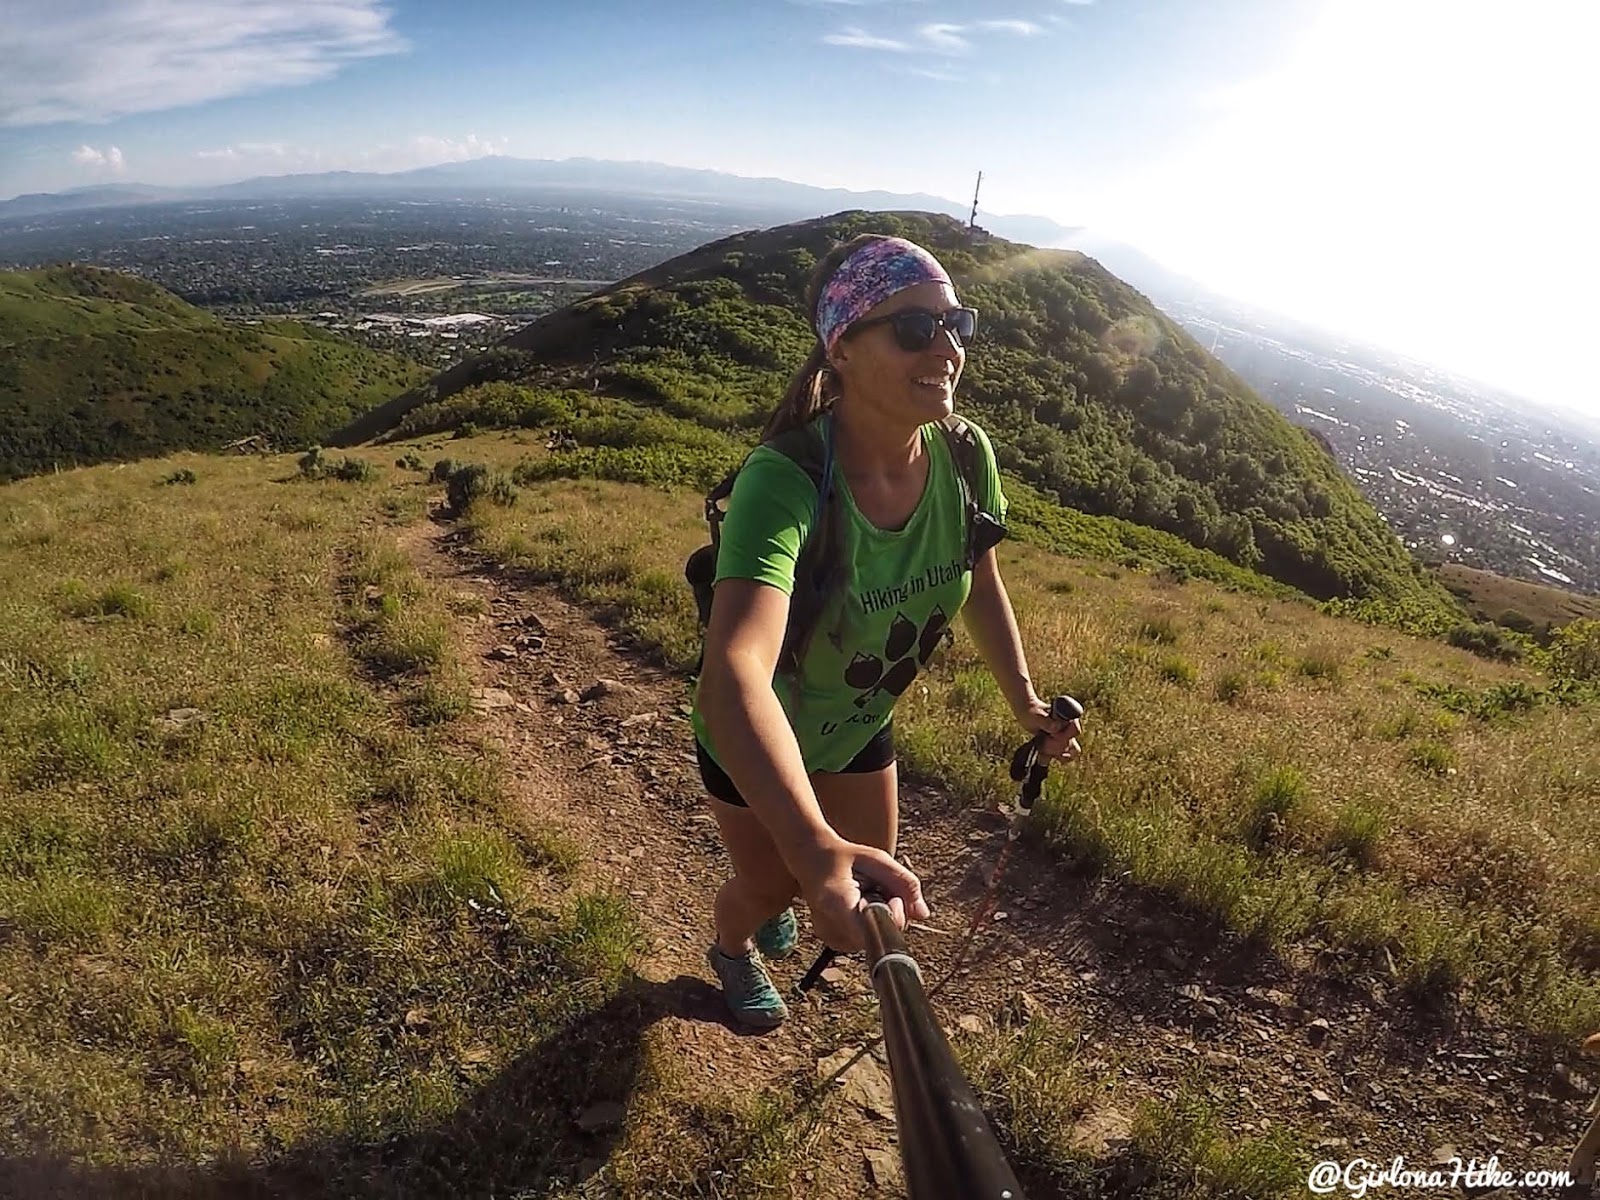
<box><xmin>0</xmin><ymin>156</ymin><xmax>1080</xmax><ymax>248</ymax></box>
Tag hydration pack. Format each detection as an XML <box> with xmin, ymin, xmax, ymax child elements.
<box><xmin>684</xmin><ymin>413</ymin><xmax>1007</xmax><ymax>674</ymax></box>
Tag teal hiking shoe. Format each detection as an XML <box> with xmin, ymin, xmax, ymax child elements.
<box><xmin>707</xmin><ymin>945</ymin><xmax>788</xmax><ymax>1028</ymax></box>
<box><xmin>755</xmin><ymin>907</ymin><xmax>798</xmax><ymax>960</ymax></box>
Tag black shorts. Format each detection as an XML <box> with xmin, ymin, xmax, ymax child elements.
<box><xmin>695</xmin><ymin>723</ymin><xmax>896</xmax><ymax>808</ymax></box>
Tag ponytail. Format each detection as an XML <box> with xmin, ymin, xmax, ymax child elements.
<box><xmin>761</xmin><ymin>231</ymin><xmax>895</xmax><ymax>441</ymax></box>
<box><xmin>764</xmin><ymin>342</ymin><xmax>836</xmax><ymax>438</ymax></box>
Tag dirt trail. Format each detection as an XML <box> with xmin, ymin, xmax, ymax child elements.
<box><xmin>407</xmin><ymin>509</ymin><xmax>1595</xmax><ymax>1197</ymax></box>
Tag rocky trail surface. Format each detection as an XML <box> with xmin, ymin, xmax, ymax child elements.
<box><xmin>409</xmin><ymin>507</ymin><xmax>1596</xmax><ymax>1198</ymax></box>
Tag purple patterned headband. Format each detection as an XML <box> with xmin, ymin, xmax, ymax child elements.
<box><xmin>814</xmin><ymin>237</ymin><xmax>953</xmax><ymax>358</ymax></box>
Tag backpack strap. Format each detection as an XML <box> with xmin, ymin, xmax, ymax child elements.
<box><xmin>687</xmin><ymin>414</ymin><xmax>838</xmax><ymax>676</ymax></box>
<box><xmin>937</xmin><ymin>413</ymin><xmax>1008</xmax><ymax>568</ymax></box>
<box><xmin>686</xmin><ymin>466</ymin><xmax>741</xmax><ymax>629</ymax></box>
<box><xmin>769</xmin><ymin>414</ymin><xmax>838</xmax><ymax>674</ymax></box>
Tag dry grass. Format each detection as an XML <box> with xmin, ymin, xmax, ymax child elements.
<box><xmin>7</xmin><ymin>431</ymin><xmax>1598</xmax><ymax>1198</ymax></box>
<box><xmin>445</xmin><ymin>434</ymin><xmax>1600</xmax><ymax>1038</ymax></box>
<box><xmin>0</xmin><ymin>446</ymin><xmax>647</xmax><ymax>1188</ymax></box>
<box><xmin>1437</xmin><ymin>561</ymin><xmax>1600</xmax><ymax>632</ymax></box>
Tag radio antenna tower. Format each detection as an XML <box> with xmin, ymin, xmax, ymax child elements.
<box><xmin>968</xmin><ymin>171</ymin><xmax>983</xmax><ymax>232</ymax></box>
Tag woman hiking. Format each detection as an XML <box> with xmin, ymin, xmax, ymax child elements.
<box><xmin>692</xmin><ymin>233</ymin><xmax>1082</xmax><ymax>1027</ymax></box>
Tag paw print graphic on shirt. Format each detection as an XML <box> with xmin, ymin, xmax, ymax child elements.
<box><xmin>844</xmin><ymin>605</ymin><xmax>951</xmax><ymax>709</ymax></box>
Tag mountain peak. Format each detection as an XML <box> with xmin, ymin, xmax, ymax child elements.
<box><xmin>338</xmin><ymin>208</ymin><xmax>1448</xmax><ymax>613</ymax></box>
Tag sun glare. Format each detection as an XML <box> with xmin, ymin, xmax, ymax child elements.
<box><xmin>1091</xmin><ymin>0</ymin><xmax>1597</xmax><ymax>408</ymax></box>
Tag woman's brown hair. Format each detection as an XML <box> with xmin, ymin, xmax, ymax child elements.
<box><xmin>761</xmin><ymin>233</ymin><xmax>893</xmax><ymax>439</ymax></box>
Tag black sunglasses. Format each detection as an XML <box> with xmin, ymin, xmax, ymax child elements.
<box><xmin>848</xmin><ymin>306</ymin><xmax>978</xmax><ymax>352</ymax></box>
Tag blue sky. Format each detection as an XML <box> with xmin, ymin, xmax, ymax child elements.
<box><xmin>1</xmin><ymin>0</ymin><xmax>1595</xmax><ymax>415</ymax></box>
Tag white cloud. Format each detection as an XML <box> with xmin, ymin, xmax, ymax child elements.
<box><xmin>195</xmin><ymin>141</ymin><xmax>294</xmax><ymax>160</ymax></box>
<box><xmin>1</xmin><ymin>0</ymin><xmax>406</xmax><ymax>127</ymax></box>
<box><xmin>976</xmin><ymin>19</ymin><xmax>1042</xmax><ymax>36</ymax></box>
<box><xmin>70</xmin><ymin>143</ymin><xmax>125</xmax><ymax>171</ymax></box>
<box><xmin>184</xmin><ymin>133</ymin><xmax>502</xmax><ymax>178</ymax></box>
<box><xmin>407</xmin><ymin>133</ymin><xmax>504</xmax><ymax>163</ymax></box>
<box><xmin>184</xmin><ymin>131</ymin><xmax>502</xmax><ymax>178</ymax></box>
<box><xmin>894</xmin><ymin>64</ymin><xmax>963</xmax><ymax>82</ymax></box>
<box><xmin>823</xmin><ymin>26</ymin><xmax>913</xmax><ymax>51</ymax></box>
<box><xmin>825</xmin><ymin>17</ymin><xmax>1044</xmax><ymax>56</ymax></box>
<box><xmin>917</xmin><ymin>23</ymin><xmax>971</xmax><ymax>52</ymax></box>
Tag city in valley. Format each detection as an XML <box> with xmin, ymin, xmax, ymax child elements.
<box><xmin>3</xmin><ymin>189</ymin><xmax>1595</xmax><ymax>596</ymax></box>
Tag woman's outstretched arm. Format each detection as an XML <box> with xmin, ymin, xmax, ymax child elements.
<box><xmin>960</xmin><ymin>550</ymin><xmax>1082</xmax><ymax>761</ymax></box>
<box><xmin>698</xmin><ymin>578</ymin><xmax>928</xmax><ymax>949</ymax></box>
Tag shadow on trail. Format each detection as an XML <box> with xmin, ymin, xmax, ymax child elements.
<box><xmin>2</xmin><ymin>972</ymin><xmax>725</xmax><ymax>1200</ymax></box>
<box><xmin>904</xmin><ymin>783</ymin><xmax>1480</xmax><ymax>1064</ymax></box>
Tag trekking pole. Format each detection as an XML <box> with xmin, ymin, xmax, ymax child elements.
<box><xmin>1002</xmin><ymin>695</ymin><xmax>1084</xmax><ymax>852</ymax></box>
<box><xmin>797</xmin><ymin>694</ymin><xmax>1083</xmax><ymax>997</ymax></box>
<box><xmin>922</xmin><ymin>693</ymin><xmax>1084</xmax><ymax>1003</ymax></box>
<box><xmin>857</xmin><ymin>898</ymin><xmax>1027</xmax><ymax>1200</ymax></box>
<box><xmin>795</xmin><ymin>942</ymin><xmax>837</xmax><ymax>994</ymax></box>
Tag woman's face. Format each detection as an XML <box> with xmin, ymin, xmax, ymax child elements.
<box><xmin>830</xmin><ymin>279</ymin><xmax>966</xmax><ymax>427</ymax></box>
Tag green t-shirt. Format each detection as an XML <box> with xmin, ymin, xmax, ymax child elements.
<box><xmin>691</xmin><ymin>415</ymin><xmax>1008</xmax><ymax>774</ymax></box>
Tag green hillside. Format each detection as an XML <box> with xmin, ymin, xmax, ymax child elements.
<box><xmin>342</xmin><ymin>211</ymin><xmax>1450</xmax><ymax>613</ymax></box>
<box><xmin>0</xmin><ymin>265</ymin><xmax>428</xmax><ymax>482</ymax></box>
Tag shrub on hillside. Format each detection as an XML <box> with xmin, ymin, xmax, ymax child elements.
<box><xmin>1497</xmin><ymin>608</ymin><xmax>1535</xmax><ymax>634</ymax></box>
<box><xmin>443</xmin><ymin>462</ymin><xmax>518</xmax><ymax>512</ymax></box>
<box><xmin>1446</xmin><ymin>621</ymin><xmax>1525</xmax><ymax>663</ymax></box>
<box><xmin>515</xmin><ymin>444</ymin><xmax>740</xmax><ymax>492</ymax></box>
<box><xmin>392</xmin><ymin>383</ymin><xmax>579</xmax><ymax>440</ymax></box>
<box><xmin>298</xmin><ymin>447</ymin><xmax>375</xmax><ymax>482</ymax></box>
<box><xmin>160</xmin><ymin>469</ymin><xmax>197</xmax><ymax>486</ymax></box>
<box><xmin>1551</xmin><ymin>618</ymin><xmax>1600</xmax><ymax>682</ymax></box>
<box><xmin>330</xmin><ymin>457</ymin><xmax>375</xmax><ymax>482</ymax></box>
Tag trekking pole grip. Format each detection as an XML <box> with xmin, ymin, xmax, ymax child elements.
<box><xmin>1008</xmin><ymin>695</ymin><xmax>1084</xmax><ymax>813</ymax></box>
<box><xmin>1050</xmin><ymin>694</ymin><xmax>1085</xmax><ymax>725</ymax></box>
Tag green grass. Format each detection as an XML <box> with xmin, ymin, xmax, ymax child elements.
<box><xmin>1140</xmin><ymin>614</ymin><xmax>1182</xmax><ymax>644</ymax></box>
<box><xmin>0</xmin><ymin>264</ymin><xmax>429</xmax><ymax>483</ymax></box>
<box><xmin>0</xmin><ymin>449</ymin><xmax>641</xmax><ymax>1180</ymax></box>
<box><xmin>446</xmin><ymin>449</ymin><xmax>1600</xmax><ymax>1039</ymax></box>
<box><xmin>1295</xmin><ymin>644</ymin><xmax>1344</xmax><ymax>682</ymax></box>
<box><xmin>1239</xmin><ymin>763</ymin><xmax>1307</xmax><ymax>848</ymax></box>
<box><xmin>1214</xmin><ymin>671</ymin><xmax>1249</xmax><ymax>703</ymax></box>
<box><xmin>957</xmin><ymin>1014</ymin><xmax>1096</xmax><ymax>1175</ymax></box>
<box><xmin>1159</xmin><ymin>656</ymin><xmax>1198</xmax><ymax>686</ymax></box>
<box><xmin>1408</xmin><ymin>741</ymin><xmax>1455</xmax><ymax>776</ymax></box>
<box><xmin>1129</xmin><ymin>1087</ymin><xmax>1306</xmax><ymax>1200</ymax></box>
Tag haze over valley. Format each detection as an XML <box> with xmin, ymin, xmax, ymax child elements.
<box><xmin>5</xmin><ymin>171</ymin><xmax>1594</xmax><ymax>595</ymax></box>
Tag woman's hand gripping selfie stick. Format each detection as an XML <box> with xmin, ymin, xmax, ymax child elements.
<box><xmin>796</xmin><ymin>694</ymin><xmax>1084</xmax><ymax>995</ymax></box>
